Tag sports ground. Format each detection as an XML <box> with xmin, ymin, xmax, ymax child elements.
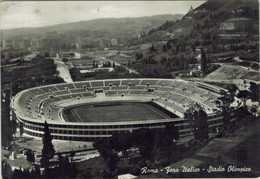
<box><xmin>63</xmin><ymin>102</ymin><xmax>171</xmax><ymax>122</ymax></box>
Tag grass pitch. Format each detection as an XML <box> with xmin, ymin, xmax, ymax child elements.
<box><xmin>64</xmin><ymin>102</ymin><xmax>170</xmax><ymax>122</ymax></box>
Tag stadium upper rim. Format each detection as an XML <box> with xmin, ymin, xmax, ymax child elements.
<box><xmin>12</xmin><ymin>78</ymin><xmax>226</xmax><ymax>126</ymax></box>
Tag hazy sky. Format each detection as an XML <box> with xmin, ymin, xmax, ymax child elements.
<box><xmin>0</xmin><ymin>1</ymin><xmax>205</xmax><ymax>29</ymax></box>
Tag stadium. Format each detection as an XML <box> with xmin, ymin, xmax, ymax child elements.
<box><xmin>12</xmin><ymin>78</ymin><xmax>225</xmax><ymax>141</ymax></box>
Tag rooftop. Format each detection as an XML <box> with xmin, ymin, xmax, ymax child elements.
<box><xmin>226</xmin><ymin>17</ymin><xmax>251</xmax><ymax>22</ymax></box>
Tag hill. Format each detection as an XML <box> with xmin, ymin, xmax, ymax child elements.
<box><xmin>1</xmin><ymin>14</ymin><xmax>183</xmax><ymax>38</ymax></box>
<box><xmin>134</xmin><ymin>0</ymin><xmax>258</xmax><ymax>43</ymax></box>
<box><xmin>122</xmin><ymin>0</ymin><xmax>259</xmax><ymax>79</ymax></box>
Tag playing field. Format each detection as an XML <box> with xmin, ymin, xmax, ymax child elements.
<box><xmin>63</xmin><ymin>102</ymin><xmax>170</xmax><ymax>122</ymax></box>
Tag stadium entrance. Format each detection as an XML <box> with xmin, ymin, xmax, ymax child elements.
<box><xmin>94</xmin><ymin>89</ymin><xmax>105</xmax><ymax>98</ymax></box>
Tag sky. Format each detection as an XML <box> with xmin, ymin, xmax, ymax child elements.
<box><xmin>0</xmin><ymin>1</ymin><xmax>205</xmax><ymax>30</ymax></box>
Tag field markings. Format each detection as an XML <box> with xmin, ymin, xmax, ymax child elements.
<box><xmin>69</xmin><ymin>103</ymin><xmax>170</xmax><ymax>122</ymax></box>
<box><xmin>71</xmin><ymin>109</ymin><xmax>84</xmax><ymax>122</ymax></box>
<box><xmin>145</xmin><ymin>104</ymin><xmax>170</xmax><ymax>119</ymax></box>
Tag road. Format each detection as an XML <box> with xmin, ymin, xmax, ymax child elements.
<box><xmin>120</xmin><ymin>64</ymin><xmax>140</xmax><ymax>75</ymax></box>
<box><xmin>99</xmin><ymin>56</ymin><xmax>140</xmax><ymax>75</ymax></box>
<box><xmin>54</xmin><ymin>60</ymin><xmax>73</xmax><ymax>83</ymax></box>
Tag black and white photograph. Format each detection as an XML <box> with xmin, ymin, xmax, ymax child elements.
<box><xmin>1</xmin><ymin>0</ymin><xmax>259</xmax><ymax>178</ymax></box>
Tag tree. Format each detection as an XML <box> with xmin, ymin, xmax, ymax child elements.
<box><xmin>19</xmin><ymin>122</ymin><xmax>24</xmax><ymax>138</ymax></box>
<box><xmin>57</xmin><ymin>154</ymin><xmax>71</xmax><ymax>177</ymax></box>
<box><xmin>176</xmin><ymin>45</ymin><xmax>180</xmax><ymax>53</ymax></box>
<box><xmin>34</xmin><ymin>165</ymin><xmax>41</xmax><ymax>178</ymax></box>
<box><xmin>232</xmin><ymin>106</ymin><xmax>249</xmax><ymax>126</ymax></box>
<box><xmin>222</xmin><ymin>106</ymin><xmax>232</xmax><ymax>129</ymax></box>
<box><xmin>181</xmin><ymin>43</ymin><xmax>186</xmax><ymax>52</ymax></box>
<box><xmin>184</xmin><ymin>104</ymin><xmax>208</xmax><ymax>141</ymax></box>
<box><xmin>227</xmin><ymin>84</ymin><xmax>238</xmax><ymax>100</ymax></box>
<box><xmin>11</xmin><ymin>118</ymin><xmax>17</xmax><ymax>138</ymax></box>
<box><xmin>180</xmin><ymin>54</ymin><xmax>185</xmax><ymax>69</ymax></box>
<box><xmin>166</xmin><ymin>42</ymin><xmax>172</xmax><ymax>49</ymax></box>
<box><xmin>165</xmin><ymin>123</ymin><xmax>179</xmax><ymax>141</ymax></box>
<box><xmin>217</xmin><ymin>90</ymin><xmax>235</xmax><ymax>130</ymax></box>
<box><xmin>249</xmin><ymin>82</ymin><xmax>259</xmax><ymax>102</ymax></box>
<box><xmin>31</xmin><ymin>151</ymin><xmax>35</xmax><ymax>163</ymax></box>
<box><xmin>218</xmin><ymin>90</ymin><xmax>234</xmax><ymax>107</ymax></box>
<box><xmin>62</xmin><ymin>58</ymin><xmax>68</xmax><ymax>65</ymax></box>
<box><xmin>70</xmin><ymin>163</ymin><xmax>78</xmax><ymax>178</ymax></box>
<box><xmin>191</xmin><ymin>44</ymin><xmax>196</xmax><ymax>54</ymax></box>
<box><xmin>26</xmin><ymin>150</ymin><xmax>31</xmax><ymax>162</ymax></box>
<box><xmin>237</xmin><ymin>90</ymin><xmax>249</xmax><ymax>107</ymax></box>
<box><xmin>135</xmin><ymin>52</ymin><xmax>143</xmax><ymax>61</ymax></box>
<box><xmin>26</xmin><ymin>150</ymin><xmax>35</xmax><ymax>163</ymax></box>
<box><xmin>184</xmin><ymin>106</ymin><xmax>196</xmax><ymax>134</ymax></box>
<box><xmin>69</xmin><ymin>151</ymin><xmax>75</xmax><ymax>164</ymax></box>
<box><xmin>150</xmin><ymin>44</ymin><xmax>156</xmax><ymax>52</ymax></box>
<box><xmin>163</xmin><ymin>44</ymin><xmax>167</xmax><ymax>52</ymax></box>
<box><xmin>194</xmin><ymin>108</ymin><xmax>209</xmax><ymax>141</ymax></box>
<box><xmin>40</xmin><ymin>121</ymin><xmax>55</xmax><ymax>171</ymax></box>
<box><xmin>45</xmin><ymin>52</ymin><xmax>50</xmax><ymax>57</ymax></box>
<box><xmin>2</xmin><ymin>160</ymin><xmax>12</xmax><ymax>179</ymax></box>
<box><xmin>152</xmin><ymin>133</ymin><xmax>162</xmax><ymax>162</ymax></box>
<box><xmin>200</xmin><ymin>48</ymin><xmax>207</xmax><ymax>76</ymax></box>
<box><xmin>108</xmin><ymin>61</ymin><xmax>112</xmax><ymax>67</ymax></box>
<box><xmin>103</xmin><ymin>150</ymin><xmax>119</xmax><ymax>173</ymax></box>
<box><xmin>1</xmin><ymin>90</ymin><xmax>15</xmax><ymax>147</ymax></box>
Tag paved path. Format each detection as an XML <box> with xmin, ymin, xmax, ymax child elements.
<box><xmin>121</xmin><ymin>64</ymin><xmax>140</xmax><ymax>75</ymax></box>
<box><xmin>54</xmin><ymin>60</ymin><xmax>73</xmax><ymax>83</ymax></box>
<box><xmin>99</xmin><ymin>56</ymin><xmax>140</xmax><ymax>75</ymax></box>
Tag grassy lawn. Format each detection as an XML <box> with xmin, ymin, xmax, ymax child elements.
<box><xmin>66</xmin><ymin>102</ymin><xmax>170</xmax><ymax>122</ymax></box>
<box><xmin>75</xmin><ymin>156</ymin><xmax>108</xmax><ymax>177</ymax></box>
<box><xmin>205</xmin><ymin>65</ymin><xmax>259</xmax><ymax>81</ymax></box>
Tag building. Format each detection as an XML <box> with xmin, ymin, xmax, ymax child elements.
<box><xmin>111</xmin><ymin>39</ymin><xmax>118</xmax><ymax>46</ymax></box>
<box><xmin>118</xmin><ymin>174</ymin><xmax>137</xmax><ymax>179</ymax></box>
<box><xmin>219</xmin><ymin>17</ymin><xmax>252</xmax><ymax>38</ymax></box>
<box><xmin>94</xmin><ymin>67</ymin><xmax>115</xmax><ymax>72</ymax></box>
<box><xmin>30</xmin><ymin>39</ymin><xmax>39</xmax><ymax>50</ymax></box>
<box><xmin>13</xmin><ymin>78</ymin><xmax>225</xmax><ymax>141</ymax></box>
<box><xmin>1</xmin><ymin>39</ymin><xmax>14</xmax><ymax>49</ymax></box>
<box><xmin>98</xmin><ymin>39</ymin><xmax>111</xmax><ymax>48</ymax></box>
<box><xmin>2</xmin><ymin>39</ymin><xmax>6</xmax><ymax>48</ymax></box>
<box><xmin>188</xmin><ymin>6</ymin><xmax>193</xmax><ymax>13</ymax></box>
<box><xmin>76</xmin><ymin>37</ymin><xmax>82</xmax><ymax>49</ymax></box>
<box><xmin>189</xmin><ymin>8</ymin><xmax>207</xmax><ymax>15</ymax></box>
<box><xmin>61</xmin><ymin>52</ymin><xmax>81</xmax><ymax>59</ymax></box>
